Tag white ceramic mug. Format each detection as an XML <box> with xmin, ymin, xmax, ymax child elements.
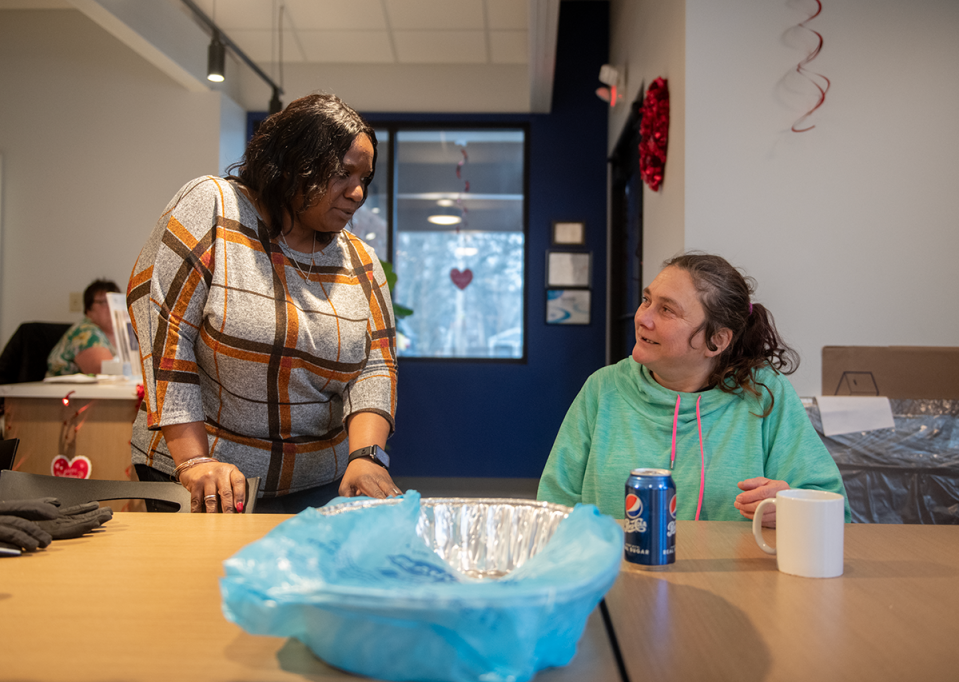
<box><xmin>752</xmin><ymin>489</ymin><xmax>845</xmax><ymax>578</ymax></box>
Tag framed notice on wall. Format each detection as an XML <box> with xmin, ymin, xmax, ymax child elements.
<box><xmin>551</xmin><ymin>221</ymin><xmax>586</xmax><ymax>246</ymax></box>
<box><xmin>546</xmin><ymin>289</ymin><xmax>591</xmax><ymax>325</ymax></box>
<box><xmin>546</xmin><ymin>251</ymin><xmax>591</xmax><ymax>288</ymax></box>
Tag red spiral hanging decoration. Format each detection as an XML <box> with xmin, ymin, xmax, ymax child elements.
<box><xmin>638</xmin><ymin>77</ymin><xmax>670</xmax><ymax>192</ymax></box>
<box><xmin>791</xmin><ymin>0</ymin><xmax>830</xmax><ymax>133</ymax></box>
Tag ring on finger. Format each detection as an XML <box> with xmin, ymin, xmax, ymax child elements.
<box><xmin>204</xmin><ymin>494</ymin><xmax>217</xmax><ymax>501</ymax></box>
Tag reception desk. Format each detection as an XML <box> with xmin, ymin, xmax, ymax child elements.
<box><xmin>0</xmin><ymin>378</ymin><xmax>141</xmax><ymax>511</ymax></box>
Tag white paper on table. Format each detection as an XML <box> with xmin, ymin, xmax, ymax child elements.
<box><xmin>815</xmin><ymin>396</ymin><xmax>895</xmax><ymax>436</ymax></box>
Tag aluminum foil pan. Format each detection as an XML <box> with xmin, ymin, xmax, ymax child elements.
<box><xmin>319</xmin><ymin>497</ymin><xmax>571</xmax><ymax>579</ymax></box>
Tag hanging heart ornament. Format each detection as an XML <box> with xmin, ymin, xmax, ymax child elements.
<box><xmin>51</xmin><ymin>454</ymin><xmax>92</xmax><ymax>479</ymax></box>
<box><xmin>450</xmin><ymin>268</ymin><xmax>473</xmax><ymax>290</ymax></box>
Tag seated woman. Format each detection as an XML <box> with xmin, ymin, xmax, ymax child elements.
<box><xmin>537</xmin><ymin>253</ymin><xmax>849</xmax><ymax>527</ymax></box>
<box><xmin>46</xmin><ymin>279</ymin><xmax>120</xmax><ymax>376</ymax></box>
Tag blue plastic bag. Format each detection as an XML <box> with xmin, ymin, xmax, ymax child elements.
<box><xmin>220</xmin><ymin>491</ymin><xmax>623</xmax><ymax>682</ymax></box>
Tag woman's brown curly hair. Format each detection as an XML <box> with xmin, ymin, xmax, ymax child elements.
<box><xmin>664</xmin><ymin>253</ymin><xmax>799</xmax><ymax>416</ymax></box>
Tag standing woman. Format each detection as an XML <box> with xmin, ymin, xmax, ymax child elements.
<box><xmin>128</xmin><ymin>93</ymin><xmax>400</xmax><ymax>513</ymax></box>
<box><xmin>537</xmin><ymin>253</ymin><xmax>849</xmax><ymax>527</ymax></box>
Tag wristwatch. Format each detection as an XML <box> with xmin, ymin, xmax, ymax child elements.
<box><xmin>347</xmin><ymin>445</ymin><xmax>390</xmax><ymax>469</ymax></box>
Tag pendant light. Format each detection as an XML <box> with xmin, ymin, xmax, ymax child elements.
<box><xmin>207</xmin><ymin>29</ymin><xmax>226</xmax><ymax>82</ymax></box>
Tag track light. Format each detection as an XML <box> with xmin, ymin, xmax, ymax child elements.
<box><xmin>269</xmin><ymin>87</ymin><xmax>283</xmax><ymax>114</ymax></box>
<box><xmin>207</xmin><ymin>30</ymin><xmax>225</xmax><ymax>82</ymax></box>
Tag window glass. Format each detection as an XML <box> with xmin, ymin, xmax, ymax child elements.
<box><xmin>392</xmin><ymin>130</ymin><xmax>525</xmax><ymax>359</ymax></box>
<box><xmin>351</xmin><ymin>129</ymin><xmax>390</xmax><ymax>257</ymax></box>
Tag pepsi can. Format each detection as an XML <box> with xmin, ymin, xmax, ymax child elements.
<box><xmin>624</xmin><ymin>468</ymin><xmax>677</xmax><ymax>568</ymax></box>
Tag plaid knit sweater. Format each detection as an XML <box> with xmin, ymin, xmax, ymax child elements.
<box><xmin>128</xmin><ymin>177</ymin><xmax>397</xmax><ymax>498</ymax></box>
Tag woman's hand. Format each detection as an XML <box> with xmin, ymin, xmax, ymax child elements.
<box><xmin>734</xmin><ymin>477</ymin><xmax>789</xmax><ymax>527</ymax></box>
<box><xmin>178</xmin><ymin>461</ymin><xmax>247</xmax><ymax>513</ymax></box>
<box><xmin>338</xmin><ymin>459</ymin><xmax>403</xmax><ymax>499</ymax></box>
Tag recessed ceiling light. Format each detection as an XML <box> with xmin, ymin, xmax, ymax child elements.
<box><xmin>427</xmin><ymin>215</ymin><xmax>462</xmax><ymax>226</ymax></box>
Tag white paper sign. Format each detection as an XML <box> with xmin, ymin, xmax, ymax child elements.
<box><xmin>815</xmin><ymin>396</ymin><xmax>895</xmax><ymax>437</ymax></box>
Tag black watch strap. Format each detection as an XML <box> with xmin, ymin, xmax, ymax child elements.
<box><xmin>347</xmin><ymin>445</ymin><xmax>390</xmax><ymax>469</ymax></box>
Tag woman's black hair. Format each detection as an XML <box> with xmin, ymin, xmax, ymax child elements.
<box><xmin>664</xmin><ymin>253</ymin><xmax>799</xmax><ymax>415</ymax></box>
<box><xmin>83</xmin><ymin>278</ymin><xmax>120</xmax><ymax>313</ymax></box>
<box><xmin>226</xmin><ymin>93</ymin><xmax>377</xmax><ymax>238</ymax></box>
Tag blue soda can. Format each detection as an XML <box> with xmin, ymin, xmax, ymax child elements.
<box><xmin>624</xmin><ymin>468</ymin><xmax>677</xmax><ymax>567</ymax></box>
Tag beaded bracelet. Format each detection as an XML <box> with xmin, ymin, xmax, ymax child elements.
<box><xmin>173</xmin><ymin>456</ymin><xmax>219</xmax><ymax>484</ymax></box>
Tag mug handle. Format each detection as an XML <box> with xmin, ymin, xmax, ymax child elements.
<box><xmin>752</xmin><ymin>498</ymin><xmax>777</xmax><ymax>555</ymax></box>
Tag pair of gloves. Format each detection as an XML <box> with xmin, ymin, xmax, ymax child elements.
<box><xmin>0</xmin><ymin>498</ymin><xmax>113</xmax><ymax>556</ymax></box>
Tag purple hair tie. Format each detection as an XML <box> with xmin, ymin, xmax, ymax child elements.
<box><xmin>748</xmin><ymin>302</ymin><xmax>754</xmax><ymax>315</ymax></box>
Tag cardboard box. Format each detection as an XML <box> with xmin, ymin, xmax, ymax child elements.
<box><xmin>822</xmin><ymin>346</ymin><xmax>959</xmax><ymax>399</ymax></box>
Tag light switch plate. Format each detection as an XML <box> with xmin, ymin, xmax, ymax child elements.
<box><xmin>69</xmin><ymin>292</ymin><xmax>83</xmax><ymax>312</ymax></box>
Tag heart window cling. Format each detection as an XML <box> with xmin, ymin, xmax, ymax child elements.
<box><xmin>450</xmin><ymin>268</ymin><xmax>473</xmax><ymax>290</ymax></box>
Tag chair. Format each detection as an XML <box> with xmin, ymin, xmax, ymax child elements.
<box><xmin>0</xmin><ymin>322</ymin><xmax>72</xmax><ymax>384</ymax></box>
<box><xmin>0</xmin><ymin>438</ymin><xmax>19</xmax><ymax>470</ymax></box>
<box><xmin>0</xmin><ymin>470</ymin><xmax>261</xmax><ymax>513</ymax></box>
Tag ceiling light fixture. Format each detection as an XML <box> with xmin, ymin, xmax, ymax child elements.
<box><xmin>181</xmin><ymin>0</ymin><xmax>284</xmax><ymax>111</ymax></box>
<box><xmin>207</xmin><ymin>30</ymin><xmax>226</xmax><ymax>82</ymax></box>
<box><xmin>428</xmin><ymin>215</ymin><xmax>463</xmax><ymax>226</ymax></box>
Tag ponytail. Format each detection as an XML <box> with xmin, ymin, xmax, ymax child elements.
<box><xmin>663</xmin><ymin>253</ymin><xmax>799</xmax><ymax>416</ymax></box>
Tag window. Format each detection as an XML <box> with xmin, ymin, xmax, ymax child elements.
<box><xmin>387</xmin><ymin>128</ymin><xmax>527</xmax><ymax>360</ymax></box>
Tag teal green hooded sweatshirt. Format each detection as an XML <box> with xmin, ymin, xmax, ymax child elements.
<box><xmin>538</xmin><ymin>359</ymin><xmax>850</xmax><ymax>521</ymax></box>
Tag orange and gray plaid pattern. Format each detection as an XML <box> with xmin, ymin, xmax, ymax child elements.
<box><xmin>128</xmin><ymin>177</ymin><xmax>396</xmax><ymax>498</ymax></box>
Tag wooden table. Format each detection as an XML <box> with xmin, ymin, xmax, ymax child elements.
<box><xmin>604</xmin><ymin>521</ymin><xmax>959</xmax><ymax>682</ymax></box>
<box><xmin>0</xmin><ymin>380</ymin><xmax>141</xmax><ymax>512</ymax></box>
<box><xmin>0</xmin><ymin>513</ymin><xmax>622</xmax><ymax>682</ymax></box>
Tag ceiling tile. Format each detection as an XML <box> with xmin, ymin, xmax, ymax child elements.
<box><xmin>298</xmin><ymin>31</ymin><xmax>395</xmax><ymax>63</ymax></box>
<box><xmin>489</xmin><ymin>30</ymin><xmax>526</xmax><ymax>64</ymax></box>
<box><xmin>227</xmin><ymin>29</ymin><xmax>306</xmax><ymax>63</ymax></box>
<box><xmin>196</xmin><ymin>0</ymin><xmax>274</xmax><ymax>31</ymax></box>
<box><xmin>285</xmin><ymin>0</ymin><xmax>388</xmax><ymax>30</ymax></box>
<box><xmin>393</xmin><ymin>30</ymin><xmax>487</xmax><ymax>63</ymax></box>
<box><xmin>385</xmin><ymin>0</ymin><xmax>485</xmax><ymax>30</ymax></box>
<box><xmin>486</xmin><ymin>0</ymin><xmax>528</xmax><ymax>30</ymax></box>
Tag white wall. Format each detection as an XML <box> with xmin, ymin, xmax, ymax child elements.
<box><xmin>685</xmin><ymin>0</ymin><xmax>959</xmax><ymax>395</ymax></box>
<box><xmin>608</xmin><ymin>0</ymin><xmax>686</xmax><ymax>292</ymax></box>
<box><xmin>0</xmin><ymin>10</ymin><xmax>227</xmax><ymax>344</ymax></box>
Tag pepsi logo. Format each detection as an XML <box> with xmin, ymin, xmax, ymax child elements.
<box><xmin>625</xmin><ymin>493</ymin><xmax>643</xmax><ymax>519</ymax></box>
<box><xmin>669</xmin><ymin>494</ymin><xmax>677</xmax><ymax>518</ymax></box>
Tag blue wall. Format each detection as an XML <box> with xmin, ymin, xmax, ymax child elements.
<box><xmin>373</xmin><ymin>2</ymin><xmax>611</xmax><ymax>477</ymax></box>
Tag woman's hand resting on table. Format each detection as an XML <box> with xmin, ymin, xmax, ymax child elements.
<box><xmin>734</xmin><ymin>477</ymin><xmax>789</xmax><ymax>527</ymax></box>
<box><xmin>339</xmin><ymin>458</ymin><xmax>403</xmax><ymax>499</ymax></box>
<box><xmin>178</xmin><ymin>462</ymin><xmax>247</xmax><ymax>514</ymax></box>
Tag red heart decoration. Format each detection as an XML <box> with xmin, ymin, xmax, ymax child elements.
<box><xmin>51</xmin><ymin>455</ymin><xmax>92</xmax><ymax>479</ymax></box>
<box><xmin>450</xmin><ymin>268</ymin><xmax>473</xmax><ymax>290</ymax></box>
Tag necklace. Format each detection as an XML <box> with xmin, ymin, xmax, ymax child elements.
<box><xmin>278</xmin><ymin>232</ymin><xmax>316</xmax><ymax>282</ymax></box>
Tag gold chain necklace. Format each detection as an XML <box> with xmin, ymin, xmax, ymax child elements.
<box><xmin>278</xmin><ymin>232</ymin><xmax>316</xmax><ymax>282</ymax></box>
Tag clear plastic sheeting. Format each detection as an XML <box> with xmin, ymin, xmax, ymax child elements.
<box><xmin>220</xmin><ymin>491</ymin><xmax>624</xmax><ymax>682</ymax></box>
<box><xmin>807</xmin><ymin>400</ymin><xmax>959</xmax><ymax>524</ymax></box>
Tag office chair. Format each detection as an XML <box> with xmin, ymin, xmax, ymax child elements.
<box><xmin>0</xmin><ymin>470</ymin><xmax>261</xmax><ymax>513</ymax></box>
<box><xmin>0</xmin><ymin>322</ymin><xmax>72</xmax><ymax>384</ymax></box>
<box><xmin>0</xmin><ymin>439</ymin><xmax>19</xmax><ymax>470</ymax></box>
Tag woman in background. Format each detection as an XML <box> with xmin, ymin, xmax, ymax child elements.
<box><xmin>47</xmin><ymin>279</ymin><xmax>120</xmax><ymax>376</ymax></box>
<box><xmin>537</xmin><ymin>253</ymin><xmax>849</xmax><ymax>527</ymax></box>
<box><xmin>128</xmin><ymin>93</ymin><xmax>400</xmax><ymax>513</ymax></box>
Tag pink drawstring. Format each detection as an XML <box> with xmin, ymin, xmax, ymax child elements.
<box><xmin>669</xmin><ymin>393</ymin><xmax>707</xmax><ymax>521</ymax></box>
<box><xmin>695</xmin><ymin>395</ymin><xmax>705</xmax><ymax>521</ymax></box>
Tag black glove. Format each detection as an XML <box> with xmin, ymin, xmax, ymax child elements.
<box><xmin>0</xmin><ymin>497</ymin><xmax>61</xmax><ymax>521</ymax></box>
<box><xmin>34</xmin><ymin>501</ymin><xmax>113</xmax><ymax>540</ymax></box>
<box><xmin>0</xmin><ymin>515</ymin><xmax>53</xmax><ymax>555</ymax></box>
<box><xmin>0</xmin><ymin>497</ymin><xmax>113</xmax><ymax>551</ymax></box>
